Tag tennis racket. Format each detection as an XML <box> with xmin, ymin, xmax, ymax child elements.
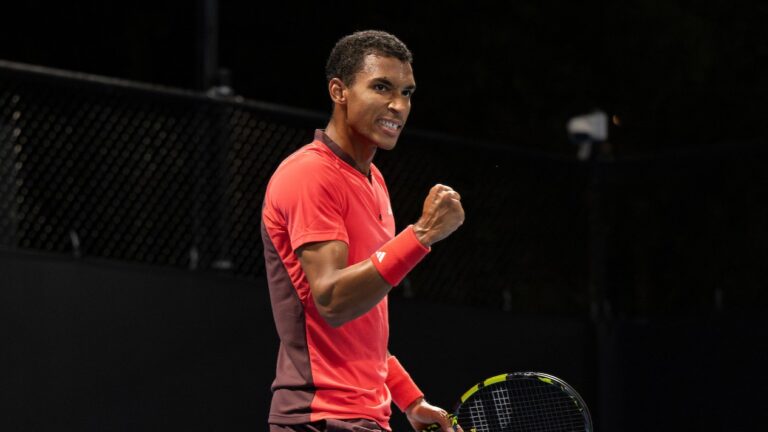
<box><xmin>423</xmin><ymin>372</ymin><xmax>592</xmax><ymax>432</ymax></box>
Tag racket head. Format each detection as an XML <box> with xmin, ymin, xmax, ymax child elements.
<box><xmin>425</xmin><ymin>372</ymin><xmax>592</xmax><ymax>432</ymax></box>
<box><xmin>455</xmin><ymin>372</ymin><xmax>592</xmax><ymax>432</ymax></box>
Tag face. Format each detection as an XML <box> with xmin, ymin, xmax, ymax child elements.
<box><xmin>342</xmin><ymin>54</ymin><xmax>416</xmax><ymax>150</ymax></box>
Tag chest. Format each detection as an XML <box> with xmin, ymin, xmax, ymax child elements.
<box><xmin>341</xmin><ymin>174</ymin><xmax>396</xmax><ymax>262</ymax></box>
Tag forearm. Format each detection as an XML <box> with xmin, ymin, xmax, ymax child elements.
<box><xmin>304</xmin><ymin>227</ymin><xmax>431</xmax><ymax>327</ymax></box>
<box><xmin>312</xmin><ymin>259</ymin><xmax>391</xmax><ymax>327</ymax></box>
<box><xmin>386</xmin><ymin>354</ymin><xmax>424</xmax><ymax>412</ymax></box>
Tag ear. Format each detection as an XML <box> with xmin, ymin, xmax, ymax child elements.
<box><xmin>328</xmin><ymin>78</ymin><xmax>347</xmax><ymax>105</ymax></box>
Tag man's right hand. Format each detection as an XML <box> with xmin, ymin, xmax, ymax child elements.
<box><xmin>412</xmin><ymin>184</ymin><xmax>465</xmax><ymax>247</ymax></box>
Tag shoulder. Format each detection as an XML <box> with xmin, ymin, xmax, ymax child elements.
<box><xmin>278</xmin><ymin>142</ymin><xmax>336</xmax><ymax>174</ymax></box>
<box><xmin>270</xmin><ymin>143</ymin><xmax>339</xmax><ymax>186</ymax></box>
<box><xmin>265</xmin><ymin>142</ymin><xmax>344</xmax><ymax>210</ymax></box>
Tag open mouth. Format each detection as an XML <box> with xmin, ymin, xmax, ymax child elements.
<box><xmin>377</xmin><ymin>119</ymin><xmax>402</xmax><ymax>134</ymax></box>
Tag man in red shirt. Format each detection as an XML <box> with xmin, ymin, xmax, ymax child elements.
<box><xmin>262</xmin><ymin>30</ymin><xmax>465</xmax><ymax>432</ymax></box>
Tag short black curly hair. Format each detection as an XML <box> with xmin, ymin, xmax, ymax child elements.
<box><xmin>325</xmin><ymin>30</ymin><xmax>413</xmax><ymax>85</ymax></box>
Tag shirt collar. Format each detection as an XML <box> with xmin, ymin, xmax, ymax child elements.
<box><xmin>314</xmin><ymin>129</ymin><xmax>369</xmax><ymax>176</ymax></box>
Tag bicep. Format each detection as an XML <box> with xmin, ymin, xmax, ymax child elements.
<box><xmin>297</xmin><ymin>240</ymin><xmax>349</xmax><ymax>295</ymax></box>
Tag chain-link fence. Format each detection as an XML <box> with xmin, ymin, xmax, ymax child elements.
<box><xmin>0</xmin><ymin>61</ymin><xmax>319</xmax><ymax>279</ymax></box>
<box><xmin>2</xmin><ymin>60</ymin><xmax>765</xmax><ymax>317</ymax></box>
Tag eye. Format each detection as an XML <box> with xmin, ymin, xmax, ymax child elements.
<box><xmin>401</xmin><ymin>89</ymin><xmax>414</xmax><ymax>98</ymax></box>
<box><xmin>373</xmin><ymin>83</ymin><xmax>389</xmax><ymax>92</ymax></box>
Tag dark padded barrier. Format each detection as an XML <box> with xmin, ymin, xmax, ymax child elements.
<box><xmin>1</xmin><ymin>249</ymin><xmax>276</xmax><ymax>431</ymax></box>
<box><xmin>0</xmin><ymin>249</ymin><xmax>594</xmax><ymax>431</ymax></box>
<box><xmin>4</xmin><ymin>250</ymin><xmax>765</xmax><ymax>431</ymax></box>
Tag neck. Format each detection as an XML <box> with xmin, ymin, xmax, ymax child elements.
<box><xmin>325</xmin><ymin>117</ymin><xmax>376</xmax><ymax>176</ymax></box>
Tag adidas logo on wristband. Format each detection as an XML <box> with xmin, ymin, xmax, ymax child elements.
<box><xmin>370</xmin><ymin>226</ymin><xmax>430</xmax><ymax>286</ymax></box>
<box><xmin>375</xmin><ymin>251</ymin><xmax>387</xmax><ymax>263</ymax></box>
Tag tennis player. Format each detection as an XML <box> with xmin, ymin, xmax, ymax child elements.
<box><xmin>261</xmin><ymin>30</ymin><xmax>464</xmax><ymax>432</ymax></box>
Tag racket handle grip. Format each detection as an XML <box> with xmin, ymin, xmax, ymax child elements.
<box><xmin>420</xmin><ymin>414</ymin><xmax>458</xmax><ymax>432</ymax></box>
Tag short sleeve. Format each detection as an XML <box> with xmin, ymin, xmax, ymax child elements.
<box><xmin>266</xmin><ymin>156</ymin><xmax>349</xmax><ymax>252</ymax></box>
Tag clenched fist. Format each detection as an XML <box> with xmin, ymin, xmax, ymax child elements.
<box><xmin>412</xmin><ymin>184</ymin><xmax>465</xmax><ymax>247</ymax></box>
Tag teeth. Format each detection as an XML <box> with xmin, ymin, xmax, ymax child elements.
<box><xmin>380</xmin><ymin>120</ymin><xmax>400</xmax><ymax>130</ymax></box>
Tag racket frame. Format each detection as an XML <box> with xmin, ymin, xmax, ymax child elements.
<box><xmin>426</xmin><ymin>371</ymin><xmax>593</xmax><ymax>432</ymax></box>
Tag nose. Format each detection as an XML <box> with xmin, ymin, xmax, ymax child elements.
<box><xmin>388</xmin><ymin>95</ymin><xmax>410</xmax><ymax>114</ymax></box>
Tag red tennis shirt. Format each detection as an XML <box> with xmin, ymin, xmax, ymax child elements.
<box><xmin>261</xmin><ymin>130</ymin><xmax>397</xmax><ymax>429</ymax></box>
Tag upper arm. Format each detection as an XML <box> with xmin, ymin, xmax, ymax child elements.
<box><xmin>297</xmin><ymin>240</ymin><xmax>349</xmax><ymax>305</ymax></box>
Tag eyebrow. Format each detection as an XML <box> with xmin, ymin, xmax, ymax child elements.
<box><xmin>371</xmin><ymin>77</ymin><xmax>417</xmax><ymax>91</ymax></box>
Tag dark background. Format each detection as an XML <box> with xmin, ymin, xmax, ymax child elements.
<box><xmin>4</xmin><ymin>0</ymin><xmax>767</xmax><ymax>154</ymax></box>
<box><xmin>2</xmin><ymin>1</ymin><xmax>768</xmax><ymax>431</ymax></box>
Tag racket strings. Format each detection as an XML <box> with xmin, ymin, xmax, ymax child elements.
<box><xmin>456</xmin><ymin>379</ymin><xmax>587</xmax><ymax>432</ymax></box>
